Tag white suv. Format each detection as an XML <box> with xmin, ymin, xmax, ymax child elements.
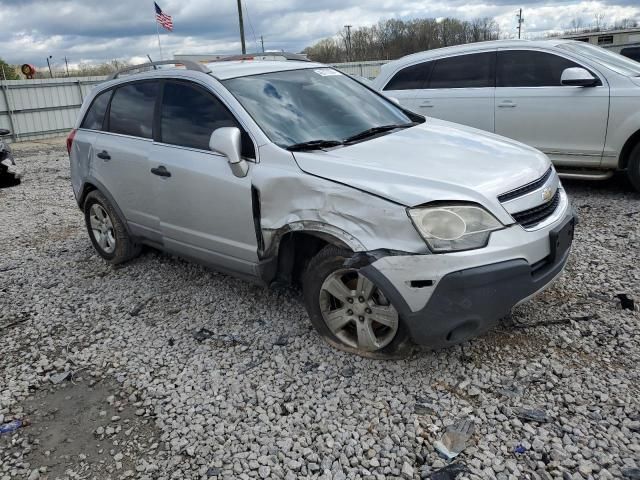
<box><xmin>373</xmin><ymin>39</ymin><xmax>640</xmax><ymax>191</ymax></box>
<box><xmin>68</xmin><ymin>59</ymin><xmax>574</xmax><ymax>358</ymax></box>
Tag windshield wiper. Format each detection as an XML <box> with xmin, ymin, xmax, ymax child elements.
<box><xmin>344</xmin><ymin>123</ymin><xmax>417</xmax><ymax>143</ymax></box>
<box><xmin>286</xmin><ymin>140</ymin><xmax>344</xmax><ymax>151</ymax></box>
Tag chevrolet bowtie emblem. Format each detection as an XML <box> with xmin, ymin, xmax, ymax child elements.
<box><xmin>542</xmin><ymin>187</ymin><xmax>554</xmax><ymax>202</ymax></box>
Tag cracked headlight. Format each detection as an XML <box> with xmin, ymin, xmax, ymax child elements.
<box><xmin>408</xmin><ymin>204</ymin><xmax>503</xmax><ymax>253</ymax></box>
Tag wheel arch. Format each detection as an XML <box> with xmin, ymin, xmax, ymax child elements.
<box><xmin>78</xmin><ymin>178</ymin><xmax>132</xmax><ymax>236</ymax></box>
<box><xmin>264</xmin><ymin>224</ymin><xmax>361</xmax><ymax>286</ymax></box>
<box><xmin>619</xmin><ymin>128</ymin><xmax>640</xmax><ymax>170</ymax></box>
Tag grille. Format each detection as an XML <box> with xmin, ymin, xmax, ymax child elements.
<box><xmin>498</xmin><ymin>167</ymin><xmax>553</xmax><ymax>203</ymax></box>
<box><xmin>512</xmin><ymin>190</ymin><xmax>560</xmax><ymax>228</ymax></box>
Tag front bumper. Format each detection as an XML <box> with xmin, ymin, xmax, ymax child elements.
<box><xmin>362</xmin><ymin>204</ymin><xmax>575</xmax><ymax>349</ymax></box>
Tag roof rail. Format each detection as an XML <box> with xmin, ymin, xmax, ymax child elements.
<box><xmin>208</xmin><ymin>52</ymin><xmax>310</xmax><ymax>62</ymax></box>
<box><xmin>106</xmin><ymin>60</ymin><xmax>212</xmax><ymax>80</ymax></box>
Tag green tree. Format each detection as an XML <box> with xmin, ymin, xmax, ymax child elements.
<box><xmin>0</xmin><ymin>58</ymin><xmax>19</xmax><ymax>80</ymax></box>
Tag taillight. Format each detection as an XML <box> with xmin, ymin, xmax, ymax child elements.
<box><xmin>66</xmin><ymin>128</ymin><xmax>77</xmax><ymax>155</ymax></box>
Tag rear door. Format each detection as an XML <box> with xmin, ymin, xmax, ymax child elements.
<box><xmin>93</xmin><ymin>80</ymin><xmax>161</xmax><ymax>242</ymax></box>
<box><xmin>412</xmin><ymin>51</ymin><xmax>496</xmax><ymax>132</ymax></box>
<box><xmin>380</xmin><ymin>61</ymin><xmax>433</xmax><ymax>112</ymax></box>
<box><xmin>494</xmin><ymin>49</ymin><xmax>609</xmax><ymax>167</ymax></box>
<box><xmin>149</xmin><ymin>80</ymin><xmax>259</xmax><ymax>275</ymax></box>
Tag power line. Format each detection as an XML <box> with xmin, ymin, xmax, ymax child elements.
<box><xmin>243</xmin><ymin>1</ymin><xmax>260</xmax><ymax>52</ymax></box>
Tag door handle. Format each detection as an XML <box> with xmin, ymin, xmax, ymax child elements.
<box><xmin>97</xmin><ymin>150</ymin><xmax>111</xmax><ymax>160</ymax></box>
<box><xmin>150</xmin><ymin>165</ymin><xmax>171</xmax><ymax>177</ymax></box>
<box><xmin>419</xmin><ymin>101</ymin><xmax>433</xmax><ymax>108</ymax></box>
<box><xmin>498</xmin><ymin>102</ymin><xmax>517</xmax><ymax>108</ymax></box>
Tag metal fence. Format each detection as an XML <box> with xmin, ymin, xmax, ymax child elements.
<box><xmin>329</xmin><ymin>60</ymin><xmax>388</xmax><ymax>79</ymax></box>
<box><xmin>0</xmin><ymin>76</ymin><xmax>105</xmax><ymax>142</ymax></box>
<box><xmin>0</xmin><ymin>61</ymin><xmax>388</xmax><ymax>143</ymax></box>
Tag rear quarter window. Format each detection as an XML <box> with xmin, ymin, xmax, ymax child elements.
<box><xmin>80</xmin><ymin>90</ymin><xmax>111</xmax><ymax>130</ymax></box>
<box><xmin>384</xmin><ymin>62</ymin><xmax>432</xmax><ymax>91</ymax></box>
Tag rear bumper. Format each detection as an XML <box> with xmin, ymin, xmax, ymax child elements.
<box><xmin>362</xmin><ymin>209</ymin><xmax>574</xmax><ymax>349</ymax></box>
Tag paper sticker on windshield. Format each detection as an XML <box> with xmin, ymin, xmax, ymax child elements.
<box><xmin>314</xmin><ymin>69</ymin><xmax>342</xmax><ymax>76</ymax></box>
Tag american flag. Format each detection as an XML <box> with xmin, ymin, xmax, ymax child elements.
<box><xmin>154</xmin><ymin>2</ymin><xmax>173</xmax><ymax>31</ymax></box>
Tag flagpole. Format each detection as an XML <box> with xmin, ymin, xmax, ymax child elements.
<box><xmin>155</xmin><ymin>4</ymin><xmax>163</xmax><ymax>60</ymax></box>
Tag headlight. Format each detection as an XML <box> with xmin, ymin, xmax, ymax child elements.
<box><xmin>408</xmin><ymin>204</ymin><xmax>503</xmax><ymax>253</ymax></box>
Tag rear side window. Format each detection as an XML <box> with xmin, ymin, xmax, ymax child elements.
<box><xmin>108</xmin><ymin>81</ymin><xmax>158</xmax><ymax>138</ymax></box>
<box><xmin>384</xmin><ymin>62</ymin><xmax>432</xmax><ymax>91</ymax></box>
<box><xmin>428</xmin><ymin>52</ymin><xmax>495</xmax><ymax>89</ymax></box>
<box><xmin>81</xmin><ymin>90</ymin><xmax>111</xmax><ymax>130</ymax></box>
<box><xmin>160</xmin><ymin>81</ymin><xmax>239</xmax><ymax>151</ymax></box>
<box><xmin>621</xmin><ymin>47</ymin><xmax>640</xmax><ymax>62</ymax></box>
<box><xmin>497</xmin><ymin>50</ymin><xmax>585</xmax><ymax>87</ymax></box>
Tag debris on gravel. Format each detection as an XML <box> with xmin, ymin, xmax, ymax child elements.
<box><xmin>1</xmin><ymin>139</ymin><xmax>639</xmax><ymax>478</ymax></box>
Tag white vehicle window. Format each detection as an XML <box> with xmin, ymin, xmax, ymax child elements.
<box><xmin>428</xmin><ymin>52</ymin><xmax>495</xmax><ymax>89</ymax></box>
<box><xmin>223</xmin><ymin>68</ymin><xmax>418</xmax><ymax>149</ymax></box>
<box><xmin>558</xmin><ymin>42</ymin><xmax>640</xmax><ymax>76</ymax></box>
<box><xmin>383</xmin><ymin>62</ymin><xmax>432</xmax><ymax>91</ymax></box>
<box><xmin>497</xmin><ymin>50</ymin><xmax>598</xmax><ymax>87</ymax></box>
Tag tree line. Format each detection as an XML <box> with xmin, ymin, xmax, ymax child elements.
<box><xmin>303</xmin><ymin>17</ymin><xmax>501</xmax><ymax>63</ymax></box>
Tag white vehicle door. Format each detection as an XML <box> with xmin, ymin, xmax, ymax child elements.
<box><xmin>379</xmin><ymin>61</ymin><xmax>433</xmax><ymax>112</ymax></box>
<box><xmin>412</xmin><ymin>51</ymin><xmax>496</xmax><ymax>132</ymax></box>
<box><xmin>494</xmin><ymin>48</ymin><xmax>609</xmax><ymax>167</ymax></box>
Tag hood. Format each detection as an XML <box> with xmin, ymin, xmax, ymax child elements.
<box><xmin>292</xmin><ymin>119</ymin><xmax>551</xmax><ymax>221</ymax></box>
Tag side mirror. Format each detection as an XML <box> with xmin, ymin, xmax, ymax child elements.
<box><xmin>0</xmin><ymin>129</ymin><xmax>10</xmax><ymax>136</ymax></box>
<box><xmin>209</xmin><ymin>127</ymin><xmax>248</xmax><ymax>178</ymax></box>
<box><xmin>561</xmin><ymin>67</ymin><xmax>598</xmax><ymax>87</ymax></box>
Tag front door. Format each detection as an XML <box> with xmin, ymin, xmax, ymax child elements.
<box><xmin>494</xmin><ymin>49</ymin><xmax>610</xmax><ymax>167</ymax></box>
<box><xmin>149</xmin><ymin>80</ymin><xmax>259</xmax><ymax>276</ymax></box>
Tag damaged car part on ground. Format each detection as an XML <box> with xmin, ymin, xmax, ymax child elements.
<box><xmin>0</xmin><ymin>129</ymin><xmax>22</xmax><ymax>188</ymax></box>
<box><xmin>68</xmin><ymin>58</ymin><xmax>574</xmax><ymax>358</ymax></box>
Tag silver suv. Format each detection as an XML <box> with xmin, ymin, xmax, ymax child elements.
<box><xmin>68</xmin><ymin>59</ymin><xmax>575</xmax><ymax>358</ymax></box>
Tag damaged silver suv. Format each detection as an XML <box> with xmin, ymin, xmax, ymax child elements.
<box><xmin>68</xmin><ymin>59</ymin><xmax>574</xmax><ymax>358</ymax></box>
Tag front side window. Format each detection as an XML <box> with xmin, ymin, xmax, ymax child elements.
<box><xmin>81</xmin><ymin>89</ymin><xmax>111</xmax><ymax>130</ymax></box>
<box><xmin>384</xmin><ymin>62</ymin><xmax>432</xmax><ymax>91</ymax></box>
<box><xmin>108</xmin><ymin>81</ymin><xmax>158</xmax><ymax>138</ymax></box>
<box><xmin>428</xmin><ymin>52</ymin><xmax>495</xmax><ymax>89</ymax></box>
<box><xmin>223</xmin><ymin>68</ymin><xmax>416</xmax><ymax>149</ymax></box>
<box><xmin>160</xmin><ymin>81</ymin><xmax>239</xmax><ymax>151</ymax></box>
<box><xmin>497</xmin><ymin>50</ymin><xmax>587</xmax><ymax>87</ymax></box>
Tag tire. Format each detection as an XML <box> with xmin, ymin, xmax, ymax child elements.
<box><xmin>628</xmin><ymin>142</ymin><xmax>640</xmax><ymax>193</ymax></box>
<box><xmin>83</xmin><ymin>190</ymin><xmax>140</xmax><ymax>264</ymax></box>
<box><xmin>302</xmin><ymin>245</ymin><xmax>412</xmax><ymax>359</ymax></box>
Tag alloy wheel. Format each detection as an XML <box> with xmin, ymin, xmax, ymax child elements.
<box><xmin>89</xmin><ymin>204</ymin><xmax>116</xmax><ymax>254</ymax></box>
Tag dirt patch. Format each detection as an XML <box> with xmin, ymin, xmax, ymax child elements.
<box><xmin>2</xmin><ymin>380</ymin><xmax>162</xmax><ymax>478</ymax></box>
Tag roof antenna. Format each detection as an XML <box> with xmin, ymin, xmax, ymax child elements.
<box><xmin>147</xmin><ymin>54</ymin><xmax>157</xmax><ymax>69</ymax></box>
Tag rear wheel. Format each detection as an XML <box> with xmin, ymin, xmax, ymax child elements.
<box><xmin>302</xmin><ymin>246</ymin><xmax>411</xmax><ymax>358</ymax></box>
<box><xmin>628</xmin><ymin>142</ymin><xmax>640</xmax><ymax>192</ymax></box>
<box><xmin>83</xmin><ymin>190</ymin><xmax>140</xmax><ymax>264</ymax></box>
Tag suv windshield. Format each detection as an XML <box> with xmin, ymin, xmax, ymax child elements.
<box><xmin>558</xmin><ymin>42</ymin><xmax>640</xmax><ymax>77</ymax></box>
<box><xmin>222</xmin><ymin>68</ymin><xmax>419</xmax><ymax>149</ymax></box>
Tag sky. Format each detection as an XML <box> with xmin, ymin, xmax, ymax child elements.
<box><xmin>0</xmin><ymin>0</ymin><xmax>639</xmax><ymax>69</ymax></box>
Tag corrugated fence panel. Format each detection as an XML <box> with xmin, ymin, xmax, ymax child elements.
<box><xmin>0</xmin><ymin>76</ymin><xmax>106</xmax><ymax>142</ymax></box>
<box><xmin>329</xmin><ymin>60</ymin><xmax>388</xmax><ymax>79</ymax></box>
<box><xmin>0</xmin><ymin>63</ymin><xmax>387</xmax><ymax>142</ymax></box>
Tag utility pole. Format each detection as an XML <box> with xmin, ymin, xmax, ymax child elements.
<box><xmin>236</xmin><ymin>0</ymin><xmax>246</xmax><ymax>54</ymax></box>
<box><xmin>64</xmin><ymin>56</ymin><xmax>70</xmax><ymax>77</ymax></box>
<box><xmin>46</xmin><ymin>56</ymin><xmax>53</xmax><ymax>78</ymax></box>
<box><xmin>516</xmin><ymin>9</ymin><xmax>524</xmax><ymax>39</ymax></box>
<box><xmin>260</xmin><ymin>35</ymin><xmax>265</xmax><ymax>53</ymax></box>
<box><xmin>344</xmin><ymin>25</ymin><xmax>352</xmax><ymax>61</ymax></box>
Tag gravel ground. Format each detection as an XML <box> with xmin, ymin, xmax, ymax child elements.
<box><xmin>1</xmin><ymin>139</ymin><xmax>639</xmax><ymax>480</ymax></box>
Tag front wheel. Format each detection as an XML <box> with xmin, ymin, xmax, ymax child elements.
<box><xmin>628</xmin><ymin>142</ymin><xmax>640</xmax><ymax>193</ymax></box>
<box><xmin>302</xmin><ymin>246</ymin><xmax>412</xmax><ymax>359</ymax></box>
